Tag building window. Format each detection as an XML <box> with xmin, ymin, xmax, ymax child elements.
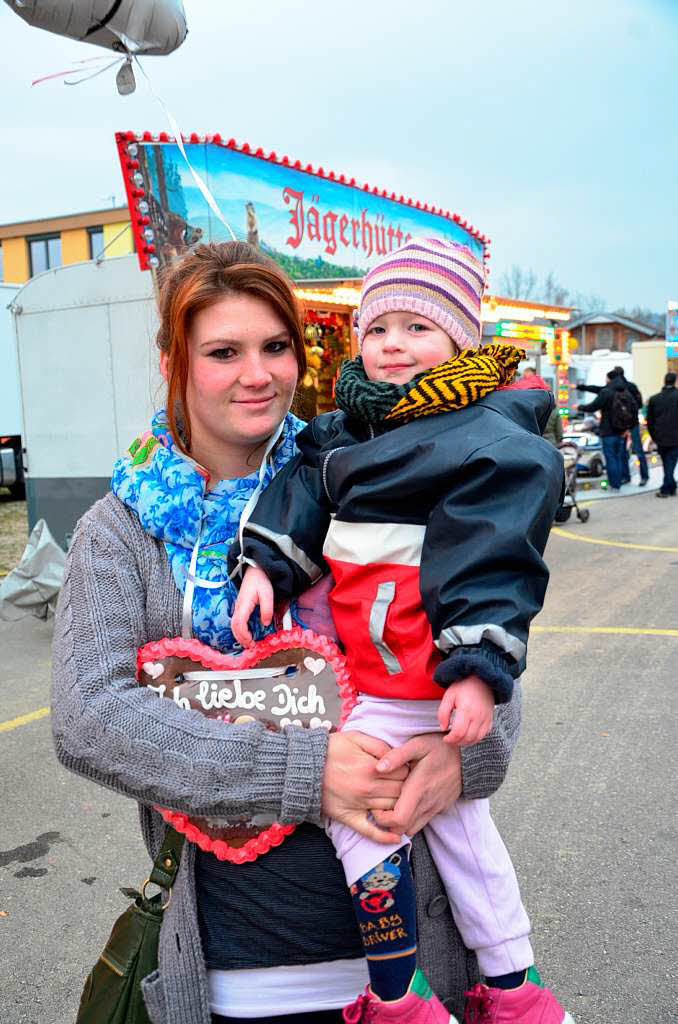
<box><xmin>88</xmin><ymin>226</ymin><xmax>105</xmax><ymax>260</ymax></box>
<box><xmin>595</xmin><ymin>326</ymin><xmax>613</xmax><ymax>349</ymax></box>
<box><xmin>28</xmin><ymin>234</ymin><xmax>61</xmax><ymax>276</ymax></box>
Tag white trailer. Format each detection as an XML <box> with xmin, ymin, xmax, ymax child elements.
<box><xmin>1</xmin><ymin>282</ymin><xmax>23</xmax><ymax>495</ymax></box>
<box><xmin>11</xmin><ymin>256</ymin><xmax>161</xmax><ymax>547</ymax></box>
<box><xmin>572</xmin><ymin>348</ymin><xmax>633</xmax><ymax>390</ymax></box>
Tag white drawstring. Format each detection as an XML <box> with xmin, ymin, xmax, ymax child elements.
<box><xmin>181</xmin><ymin>521</ymin><xmax>225</xmax><ymax>639</ymax></box>
<box><xmin>229</xmin><ymin>418</ymin><xmax>286</xmax><ymax>583</ymax></box>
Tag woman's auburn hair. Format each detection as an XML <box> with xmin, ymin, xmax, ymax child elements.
<box><xmin>156</xmin><ymin>241</ymin><xmax>306</xmax><ymax>453</ymax></box>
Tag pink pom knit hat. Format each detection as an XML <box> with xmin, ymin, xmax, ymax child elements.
<box><xmin>356</xmin><ymin>237</ymin><xmax>487</xmax><ymax>352</ymax></box>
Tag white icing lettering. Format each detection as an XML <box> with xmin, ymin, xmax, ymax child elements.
<box><xmin>271</xmin><ymin>682</ymin><xmax>325</xmax><ymax>717</ymax></box>
<box><xmin>296</xmin><ymin>684</ymin><xmax>326</xmax><ymax>715</ymax></box>
<box><xmin>172</xmin><ymin>686</ymin><xmax>191</xmax><ymax>711</ymax></box>
<box><xmin>196</xmin><ymin>678</ymin><xmax>266</xmax><ymax>713</ymax></box>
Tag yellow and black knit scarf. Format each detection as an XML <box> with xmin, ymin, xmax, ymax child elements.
<box><xmin>334</xmin><ymin>344</ymin><xmax>523</xmax><ymax>428</ymax></box>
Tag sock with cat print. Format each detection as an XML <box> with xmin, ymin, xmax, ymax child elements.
<box><xmin>349</xmin><ymin>846</ymin><xmax>418</xmax><ymax>1001</ymax></box>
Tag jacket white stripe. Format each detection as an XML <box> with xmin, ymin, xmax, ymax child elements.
<box><xmin>323</xmin><ymin>519</ymin><xmax>426</xmax><ymax>567</ymax></box>
<box><xmin>244</xmin><ymin>522</ymin><xmax>324</xmax><ymax>582</ymax></box>
<box><xmin>435</xmin><ymin>624</ymin><xmax>526</xmax><ymax>662</ymax></box>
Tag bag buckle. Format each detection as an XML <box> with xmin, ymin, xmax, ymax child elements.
<box><xmin>140</xmin><ymin>877</ymin><xmax>172</xmax><ymax>910</ymax></box>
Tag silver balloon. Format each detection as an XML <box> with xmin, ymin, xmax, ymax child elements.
<box><xmin>4</xmin><ymin>0</ymin><xmax>188</xmax><ymax>56</ymax></box>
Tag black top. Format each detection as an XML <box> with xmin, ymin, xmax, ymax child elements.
<box><xmin>647</xmin><ymin>386</ymin><xmax>678</xmax><ymax>447</ymax></box>
<box><xmin>196</xmin><ymin>825</ymin><xmax>362</xmax><ymax>969</ymax></box>
<box><xmin>578</xmin><ymin>378</ymin><xmax>642</xmax><ymax>425</ymax></box>
<box><xmin>578</xmin><ymin>378</ymin><xmax>636</xmax><ymax>436</ymax></box>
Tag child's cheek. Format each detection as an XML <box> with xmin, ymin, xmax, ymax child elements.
<box><xmin>361</xmin><ymin>342</ymin><xmax>379</xmax><ymax>380</ymax></box>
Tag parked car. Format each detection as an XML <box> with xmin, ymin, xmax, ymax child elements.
<box><xmin>562</xmin><ymin>428</ymin><xmax>605</xmax><ymax>477</ymax></box>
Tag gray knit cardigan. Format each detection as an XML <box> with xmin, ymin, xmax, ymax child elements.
<box><xmin>51</xmin><ymin>493</ymin><xmax>522</xmax><ymax>1023</ymax></box>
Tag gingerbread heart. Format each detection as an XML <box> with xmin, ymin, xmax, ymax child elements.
<box><xmin>136</xmin><ymin>628</ymin><xmax>356</xmax><ymax>864</ymax></box>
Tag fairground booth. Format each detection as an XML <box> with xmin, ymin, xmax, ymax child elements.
<box><xmin>667</xmin><ymin>302</ymin><xmax>678</xmax><ymax>375</ymax></box>
<box><xmin>117</xmin><ymin>132</ymin><xmax>573</xmax><ymax>417</ymax></box>
<box><xmin>116</xmin><ymin>133</ymin><xmax>489</xmax><ymax>414</ymax></box>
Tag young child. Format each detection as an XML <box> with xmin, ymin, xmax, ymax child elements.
<box><xmin>229</xmin><ymin>238</ymin><xmax>571</xmax><ymax>1024</ymax></box>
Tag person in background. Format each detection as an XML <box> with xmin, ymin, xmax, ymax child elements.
<box><xmin>576</xmin><ymin>370</ymin><xmax>635</xmax><ymax>490</ymax></box>
<box><xmin>542</xmin><ymin>392</ymin><xmax>564</xmax><ymax>447</ymax></box>
<box><xmin>646</xmin><ymin>371</ymin><xmax>678</xmax><ymax>498</ymax></box>
<box><xmin>614</xmin><ymin>366</ymin><xmax>649</xmax><ymax>486</ymax></box>
<box><xmin>578</xmin><ymin>368</ymin><xmax>648</xmax><ymax>485</ymax></box>
<box><xmin>517</xmin><ymin>366</ymin><xmax>562</xmax><ymax>447</ymax></box>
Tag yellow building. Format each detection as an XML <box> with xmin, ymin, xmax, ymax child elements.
<box><xmin>0</xmin><ymin>207</ymin><xmax>133</xmax><ymax>284</ymax></box>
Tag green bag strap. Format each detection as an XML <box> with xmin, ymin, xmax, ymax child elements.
<box><xmin>147</xmin><ymin>826</ymin><xmax>186</xmax><ymax>892</ymax></box>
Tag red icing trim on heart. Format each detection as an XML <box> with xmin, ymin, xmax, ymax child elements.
<box><xmin>137</xmin><ymin>628</ymin><xmax>356</xmax><ymax>863</ymax></box>
<box><xmin>154</xmin><ymin>808</ymin><xmax>297</xmax><ymax>863</ymax></box>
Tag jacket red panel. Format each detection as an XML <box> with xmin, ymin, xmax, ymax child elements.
<box><xmin>324</xmin><ymin>519</ymin><xmax>444</xmax><ymax>700</ymax></box>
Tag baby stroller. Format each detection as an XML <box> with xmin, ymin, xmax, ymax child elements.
<box><xmin>555</xmin><ymin>441</ymin><xmax>590</xmax><ymax>523</ymax></box>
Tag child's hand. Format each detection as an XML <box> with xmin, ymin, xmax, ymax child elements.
<box><xmin>231</xmin><ymin>566</ymin><xmax>274</xmax><ymax>648</ymax></box>
<box><xmin>437</xmin><ymin>675</ymin><xmax>495</xmax><ymax>746</ymax></box>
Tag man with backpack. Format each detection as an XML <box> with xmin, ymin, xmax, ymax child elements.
<box><xmin>576</xmin><ymin>369</ymin><xmax>639</xmax><ymax>490</ymax></box>
<box><xmin>578</xmin><ymin>367</ymin><xmax>649</xmax><ymax>486</ymax></box>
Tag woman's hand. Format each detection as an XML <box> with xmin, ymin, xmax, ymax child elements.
<box><xmin>370</xmin><ymin>733</ymin><xmax>463</xmax><ymax>836</ymax></box>
<box><xmin>231</xmin><ymin>566</ymin><xmax>273</xmax><ymax>647</ymax></box>
<box><xmin>322</xmin><ymin>731</ymin><xmax>409</xmax><ymax>845</ymax></box>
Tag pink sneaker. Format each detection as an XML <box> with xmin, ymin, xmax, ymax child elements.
<box><xmin>343</xmin><ymin>969</ymin><xmax>459</xmax><ymax>1023</ymax></box>
<box><xmin>463</xmin><ymin>968</ymin><xmax>575</xmax><ymax>1024</ymax></box>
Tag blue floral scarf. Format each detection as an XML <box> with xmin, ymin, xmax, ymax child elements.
<box><xmin>112</xmin><ymin>410</ymin><xmax>305</xmax><ymax>652</ymax></box>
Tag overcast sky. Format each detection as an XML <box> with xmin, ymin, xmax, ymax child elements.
<box><xmin>1</xmin><ymin>0</ymin><xmax>676</xmax><ymax>309</ymax></box>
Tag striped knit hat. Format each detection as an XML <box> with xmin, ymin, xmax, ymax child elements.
<box><xmin>357</xmin><ymin>237</ymin><xmax>486</xmax><ymax>352</ymax></box>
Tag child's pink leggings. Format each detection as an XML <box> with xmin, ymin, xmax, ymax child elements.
<box><xmin>326</xmin><ymin>695</ymin><xmax>533</xmax><ymax>977</ymax></box>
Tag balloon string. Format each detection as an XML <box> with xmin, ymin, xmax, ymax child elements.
<box><xmin>31</xmin><ymin>55</ymin><xmax>117</xmax><ymax>87</ymax></box>
<box><xmin>30</xmin><ymin>49</ymin><xmax>237</xmax><ymax>244</ymax></box>
<box><xmin>65</xmin><ymin>57</ymin><xmax>125</xmax><ymax>86</ymax></box>
<box><xmin>133</xmin><ymin>56</ymin><xmax>237</xmax><ymax>242</ymax></box>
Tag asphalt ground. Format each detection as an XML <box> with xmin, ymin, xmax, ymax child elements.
<box><xmin>1</xmin><ymin>492</ymin><xmax>677</xmax><ymax>1023</ymax></box>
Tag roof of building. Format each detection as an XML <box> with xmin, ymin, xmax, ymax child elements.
<box><xmin>0</xmin><ymin>207</ymin><xmax>130</xmax><ymax>240</ymax></box>
<box><xmin>566</xmin><ymin>311</ymin><xmax>656</xmax><ymax>335</ymax></box>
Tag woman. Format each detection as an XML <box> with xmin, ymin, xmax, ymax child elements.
<box><xmin>51</xmin><ymin>242</ymin><xmax>521</xmax><ymax>1024</ymax></box>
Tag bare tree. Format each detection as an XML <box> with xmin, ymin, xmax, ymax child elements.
<box><xmin>499</xmin><ymin>265</ymin><xmax>537</xmax><ymax>299</ymax></box>
<box><xmin>497</xmin><ymin>265</ymin><xmax>610</xmax><ymax>313</ymax></box>
<box><xmin>541</xmin><ymin>272</ymin><xmax>570</xmax><ymax>306</ymax></box>
<box><xmin>613</xmin><ymin>306</ymin><xmax>663</xmax><ymax>331</ymax></box>
<box><xmin>570</xmin><ymin>291</ymin><xmax>607</xmax><ymax>314</ymax></box>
